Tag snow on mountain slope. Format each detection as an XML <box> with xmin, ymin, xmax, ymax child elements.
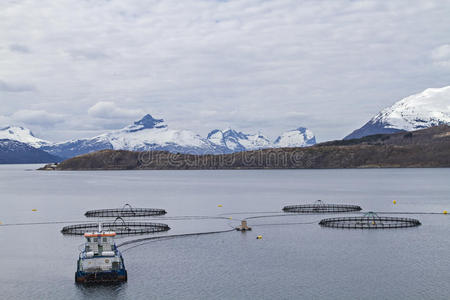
<box><xmin>345</xmin><ymin>86</ymin><xmax>450</xmax><ymax>140</ymax></box>
<box><xmin>107</xmin><ymin>115</ymin><xmax>206</xmax><ymax>149</ymax></box>
<box><xmin>207</xmin><ymin>127</ymin><xmax>316</xmax><ymax>152</ymax></box>
<box><xmin>44</xmin><ymin>114</ymin><xmax>217</xmax><ymax>158</ymax></box>
<box><xmin>274</xmin><ymin>127</ymin><xmax>316</xmax><ymax>148</ymax></box>
<box><xmin>0</xmin><ymin>126</ymin><xmax>50</xmax><ymax>148</ymax></box>
<box><xmin>207</xmin><ymin>128</ymin><xmax>271</xmax><ymax>152</ymax></box>
<box><xmin>1</xmin><ymin>114</ymin><xmax>316</xmax><ymax>158</ymax></box>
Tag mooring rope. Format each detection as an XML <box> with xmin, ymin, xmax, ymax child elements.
<box><xmin>0</xmin><ymin>215</ymin><xmax>230</xmax><ymax>227</ymax></box>
<box><xmin>118</xmin><ymin>228</ymin><xmax>236</xmax><ymax>252</ymax></box>
<box><xmin>0</xmin><ymin>220</ymin><xmax>97</xmax><ymax>227</ymax></box>
<box><xmin>366</xmin><ymin>211</ymin><xmax>448</xmax><ymax>215</ymax></box>
<box><xmin>218</xmin><ymin>211</ymin><xmax>281</xmax><ymax>216</ymax></box>
<box><xmin>244</xmin><ymin>213</ymin><xmax>294</xmax><ymax>220</ymax></box>
<box><xmin>251</xmin><ymin>221</ymin><xmax>319</xmax><ymax>227</ymax></box>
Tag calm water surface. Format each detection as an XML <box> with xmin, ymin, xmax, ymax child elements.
<box><xmin>0</xmin><ymin>165</ymin><xmax>449</xmax><ymax>299</ymax></box>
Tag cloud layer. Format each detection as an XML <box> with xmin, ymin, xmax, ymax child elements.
<box><xmin>88</xmin><ymin>101</ymin><xmax>144</xmax><ymax>119</ymax></box>
<box><xmin>1</xmin><ymin>0</ymin><xmax>450</xmax><ymax>142</ymax></box>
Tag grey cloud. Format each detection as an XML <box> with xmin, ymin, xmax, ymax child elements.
<box><xmin>11</xmin><ymin>110</ymin><xmax>65</xmax><ymax>127</ymax></box>
<box><xmin>68</xmin><ymin>49</ymin><xmax>109</xmax><ymax>60</ymax></box>
<box><xmin>9</xmin><ymin>43</ymin><xmax>30</xmax><ymax>53</ymax></box>
<box><xmin>431</xmin><ymin>44</ymin><xmax>450</xmax><ymax>68</ymax></box>
<box><xmin>88</xmin><ymin>101</ymin><xmax>144</xmax><ymax>119</ymax></box>
<box><xmin>0</xmin><ymin>80</ymin><xmax>35</xmax><ymax>92</ymax></box>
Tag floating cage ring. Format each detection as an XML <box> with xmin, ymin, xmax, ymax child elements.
<box><xmin>84</xmin><ymin>207</ymin><xmax>167</xmax><ymax>218</ymax></box>
<box><xmin>283</xmin><ymin>203</ymin><xmax>362</xmax><ymax>213</ymax></box>
<box><xmin>319</xmin><ymin>213</ymin><xmax>421</xmax><ymax>229</ymax></box>
<box><xmin>61</xmin><ymin>221</ymin><xmax>170</xmax><ymax>235</ymax></box>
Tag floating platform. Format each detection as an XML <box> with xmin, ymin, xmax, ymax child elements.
<box><xmin>236</xmin><ymin>220</ymin><xmax>252</xmax><ymax>231</ymax></box>
<box><xmin>62</xmin><ymin>220</ymin><xmax>170</xmax><ymax>235</ymax></box>
<box><xmin>319</xmin><ymin>212</ymin><xmax>421</xmax><ymax>229</ymax></box>
<box><xmin>283</xmin><ymin>200</ymin><xmax>362</xmax><ymax>214</ymax></box>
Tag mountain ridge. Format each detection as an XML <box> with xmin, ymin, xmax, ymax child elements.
<box><xmin>1</xmin><ymin>115</ymin><xmax>315</xmax><ymax>160</ymax></box>
<box><xmin>0</xmin><ymin>139</ymin><xmax>62</xmax><ymax>164</ymax></box>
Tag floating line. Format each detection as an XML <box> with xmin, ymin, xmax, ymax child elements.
<box><xmin>366</xmin><ymin>211</ymin><xmax>448</xmax><ymax>215</ymax></box>
<box><xmin>0</xmin><ymin>220</ymin><xmax>97</xmax><ymax>227</ymax></box>
<box><xmin>118</xmin><ymin>228</ymin><xmax>235</xmax><ymax>252</ymax></box>
<box><xmin>251</xmin><ymin>221</ymin><xmax>319</xmax><ymax>227</ymax></box>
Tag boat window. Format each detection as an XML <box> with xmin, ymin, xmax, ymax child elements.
<box><xmin>93</xmin><ymin>238</ymin><xmax>98</xmax><ymax>242</ymax></box>
<box><xmin>103</xmin><ymin>237</ymin><xmax>107</xmax><ymax>242</ymax></box>
<box><xmin>86</xmin><ymin>238</ymin><xmax>91</xmax><ymax>242</ymax></box>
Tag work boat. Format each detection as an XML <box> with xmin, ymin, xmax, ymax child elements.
<box><xmin>75</xmin><ymin>225</ymin><xmax>127</xmax><ymax>283</ymax></box>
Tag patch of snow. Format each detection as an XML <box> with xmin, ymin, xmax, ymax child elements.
<box><xmin>274</xmin><ymin>127</ymin><xmax>316</xmax><ymax>148</ymax></box>
<box><xmin>207</xmin><ymin>127</ymin><xmax>315</xmax><ymax>151</ymax></box>
<box><xmin>0</xmin><ymin>126</ymin><xmax>50</xmax><ymax>148</ymax></box>
<box><xmin>372</xmin><ymin>86</ymin><xmax>450</xmax><ymax>131</ymax></box>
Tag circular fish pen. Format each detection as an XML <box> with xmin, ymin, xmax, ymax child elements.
<box><xmin>283</xmin><ymin>200</ymin><xmax>362</xmax><ymax>214</ymax></box>
<box><xmin>85</xmin><ymin>204</ymin><xmax>166</xmax><ymax>218</ymax></box>
<box><xmin>61</xmin><ymin>219</ymin><xmax>170</xmax><ymax>235</ymax></box>
<box><xmin>319</xmin><ymin>212</ymin><xmax>421</xmax><ymax>229</ymax></box>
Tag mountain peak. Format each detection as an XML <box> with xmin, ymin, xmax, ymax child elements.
<box><xmin>222</xmin><ymin>128</ymin><xmax>248</xmax><ymax>140</ymax></box>
<box><xmin>344</xmin><ymin>85</ymin><xmax>450</xmax><ymax>140</ymax></box>
<box><xmin>133</xmin><ymin>114</ymin><xmax>167</xmax><ymax>129</ymax></box>
<box><xmin>274</xmin><ymin>127</ymin><xmax>316</xmax><ymax>147</ymax></box>
<box><xmin>0</xmin><ymin>125</ymin><xmax>50</xmax><ymax>148</ymax></box>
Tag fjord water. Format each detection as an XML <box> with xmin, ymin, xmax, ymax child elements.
<box><xmin>0</xmin><ymin>165</ymin><xmax>449</xmax><ymax>300</ymax></box>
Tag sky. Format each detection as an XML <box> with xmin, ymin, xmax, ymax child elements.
<box><xmin>1</xmin><ymin>0</ymin><xmax>450</xmax><ymax>142</ymax></box>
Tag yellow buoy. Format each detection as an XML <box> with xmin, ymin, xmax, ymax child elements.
<box><xmin>444</xmin><ymin>210</ymin><xmax>448</xmax><ymax>214</ymax></box>
<box><xmin>32</xmin><ymin>209</ymin><xmax>37</xmax><ymax>212</ymax></box>
<box><xmin>217</xmin><ymin>204</ymin><xmax>223</xmax><ymax>207</ymax></box>
<box><xmin>393</xmin><ymin>200</ymin><xmax>397</xmax><ymax>204</ymax></box>
<box><xmin>228</xmin><ymin>217</ymin><xmax>232</xmax><ymax>220</ymax></box>
<box><xmin>256</xmin><ymin>235</ymin><xmax>263</xmax><ymax>239</ymax></box>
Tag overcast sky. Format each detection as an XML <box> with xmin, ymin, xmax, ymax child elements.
<box><xmin>1</xmin><ymin>0</ymin><xmax>450</xmax><ymax>142</ymax></box>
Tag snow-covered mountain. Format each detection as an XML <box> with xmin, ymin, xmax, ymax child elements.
<box><xmin>345</xmin><ymin>86</ymin><xmax>450</xmax><ymax>140</ymax></box>
<box><xmin>43</xmin><ymin>114</ymin><xmax>221</xmax><ymax>158</ymax></box>
<box><xmin>207</xmin><ymin>127</ymin><xmax>316</xmax><ymax>152</ymax></box>
<box><xmin>0</xmin><ymin>114</ymin><xmax>316</xmax><ymax>160</ymax></box>
<box><xmin>274</xmin><ymin>127</ymin><xmax>316</xmax><ymax>148</ymax></box>
<box><xmin>207</xmin><ymin>129</ymin><xmax>271</xmax><ymax>152</ymax></box>
<box><xmin>0</xmin><ymin>126</ymin><xmax>50</xmax><ymax>148</ymax></box>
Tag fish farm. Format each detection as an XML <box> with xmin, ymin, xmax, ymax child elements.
<box><xmin>61</xmin><ymin>220</ymin><xmax>170</xmax><ymax>235</ymax></box>
<box><xmin>84</xmin><ymin>205</ymin><xmax>167</xmax><ymax>218</ymax></box>
<box><xmin>319</xmin><ymin>212</ymin><xmax>421</xmax><ymax>229</ymax></box>
<box><xmin>283</xmin><ymin>200</ymin><xmax>362</xmax><ymax>213</ymax></box>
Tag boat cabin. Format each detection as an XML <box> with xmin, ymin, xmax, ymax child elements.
<box><xmin>83</xmin><ymin>232</ymin><xmax>116</xmax><ymax>257</ymax></box>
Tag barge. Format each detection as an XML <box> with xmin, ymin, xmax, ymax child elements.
<box><xmin>75</xmin><ymin>225</ymin><xmax>127</xmax><ymax>283</ymax></box>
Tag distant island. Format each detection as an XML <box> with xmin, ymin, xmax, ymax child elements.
<box><xmin>41</xmin><ymin>125</ymin><xmax>450</xmax><ymax>170</ymax></box>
